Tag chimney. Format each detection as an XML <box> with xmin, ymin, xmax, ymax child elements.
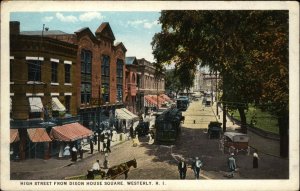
<box><xmin>10</xmin><ymin>21</ymin><xmax>20</xmax><ymax>35</ymax></box>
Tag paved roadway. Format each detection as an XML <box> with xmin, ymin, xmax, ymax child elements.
<box><xmin>10</xmin><ymin>99</ymin><xmax>288</xmax><ymax>180</ymax></box>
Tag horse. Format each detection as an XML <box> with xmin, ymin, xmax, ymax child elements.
<box><xmin>106</xmin><ymin>158</ymin><xmax>137</xmax><ymax>180</ymax></box>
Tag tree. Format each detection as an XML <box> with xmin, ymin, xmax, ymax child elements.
<box><xmin>152</xmin><ymin>10</ymin><xmax>289</xmax><ymax>157</ymax></box>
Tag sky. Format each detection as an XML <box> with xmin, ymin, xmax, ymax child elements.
<box><xmin>10</xmin><ymin>11</ymin><xmax>162</xmax><ymax>63</ymax></box>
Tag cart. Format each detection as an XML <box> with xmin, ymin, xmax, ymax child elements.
<box><xmin>219</xmin><ymin>131</ymin><xmax>250</xmax><ymax>155</ymax></box>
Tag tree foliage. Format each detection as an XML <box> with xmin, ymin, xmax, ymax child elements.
<box><xmin>152</xmin><ymin>10</ymin><xmax>289</xmax><ymax>157</ymax></box>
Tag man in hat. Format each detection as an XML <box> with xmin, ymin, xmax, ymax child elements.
<box><xmin>192</xmin><ymin>157</ymin><xmax>202</xmax><ymax>179</ymax></box>
<box><xmin>178</xmin><ymin>158</ymin><xmax>187</xmax><ymax>179</ymax></box>
<box><xmin>92</xmin><ymin>159</ymin><xmax>100</xmax><ymax>175</ymax></box>
<box><xmin>228</xmin><ymin>153</ymin><xmax>237</xmax><ymax>177</ymax></box>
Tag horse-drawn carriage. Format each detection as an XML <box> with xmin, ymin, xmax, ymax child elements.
<box><xmin>219</xmin><ymin>132</ymin><xmax>250</xmax><ymax>155</ymax></box>
<box><xmin>64</xmin><ymin>159</ymin><xmax>137</xmax><ymax>180</ymax></box>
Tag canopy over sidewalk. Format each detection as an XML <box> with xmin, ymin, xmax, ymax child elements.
<box><xmin>27</xmin><ymin>128</ymin><xmax>52</xmax><ymax>142</ymax></box>
<box><xmin>10</xmin><ymin>129</ymin><xmax>20</xmax><ymax>143</ymax></box>
<box><xmin>50</xmin><ymin>122</ymin><xmax>93</xmax><ymax>142</ymax></box>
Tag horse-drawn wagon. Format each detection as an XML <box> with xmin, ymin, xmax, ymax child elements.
<box><xmin>64</xmin><ymin>159</ymin><xmax>137</xmax><ymax>180</ymax></box>
<box><xmin>219</xmin><ymin>132</ymin><xmax>250</xmax><ymax>155</ymax></box>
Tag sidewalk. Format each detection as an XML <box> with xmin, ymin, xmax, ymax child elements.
<box><xmin>10</xmin><ymin>132</ymin><xmax>131</xmax><ymax>173</ymax></box>
<box><xmin>211</xmin><ymin>102</ymin><xmax>280</xmax><ymax>157</ymax></box>
<box><xmin>11</xmin><ymin>117</ymin><xmax>157</xmax><ymax>174</ymax></box>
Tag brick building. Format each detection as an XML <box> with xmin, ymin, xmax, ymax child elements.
<box><xmin>10</xmin><ymin>21</ymin><xmax>127</xmax><ymax>160</ymax></box>
<box><xmin>125</xmin><ymin>57</ymin><xmax>138</xmax><ymax>114</ymax></box>
<box><xmin>46</xmin><ymin>22</ymin><xmax>127</xmax><ymax>130</ymax></box>
<box><xmin>10</xmin><ymin>21</ymin><xmax>80</xmax><ymax>160</ymax></box>
<box><xmin>136</xmin><ymin>58</ymin><xmax>165</xmax><ymax>112</ymax></box>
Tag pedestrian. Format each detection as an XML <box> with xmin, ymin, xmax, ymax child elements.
<box><xmin>182</xmin><ymin>116</ymin><xmax>185</xmax><ymax>124</ymax></box>
<box><xmin>92</xmin><ymin>160</ymin><xmax>100</xmax><ymax>175</ymax></box>
<box><xmin>63</xmin><ymin>144</ymin><xmax>71</xmax><ymax>158</ymax></box>
<box><xmin>100</xmin><ymin>132</ymin><xmax>105</xmax><ymax>152</ymax></box>
<box><xmin>78</xmin><ymin>143</ymin><xmax>83</xmax><ymax>159</ymax></box>
<box><xmin>228</xmin><ymin>153</ymin><xmax>237</xmax><ymax>177</ymax></box>
<box><xmin>122</xmin><ymin>119</ymin><xmax>127</xmax><ymax>133</ymax></box>
<box><xmin>192</xmin><ymin>157</ymin><xmax>202</xmax><ymax>179</ymax></box>
<box><xmin>178</xmin><ymin>158</ymin><xmax>187</xmax><ymax>179</ymax></box>
<box><xmin>90</xmin><ymin>139</ymin><xmax>94</xmax><ymax>154</ymax></box>
<box><xmin>130</xmin><ymin>124</ymin><xmax>134</xmax><ymax>139</ymax></box>
<box><xmin>94</xmin><ymin>133</ymin><xmax>98</xmax><ymax>145</ymax></box>
<box><xmin>253</xmin><ymin>150</ymin><xmax>259</xmax><ymax>168</ymax></box>
<box><xmin>71</xmin><ymin>145</ymin><xmax>77</xmax><ymax>162</ymax></box>
<box><xmin>103</xmin><ymin>152</ymin><xmax>109</xmax><ymax>169</ymax></box>
<box><xmin>106</xmin><ymin>133</ymin><xmax>111</xmax><ymax>153</ymax></box>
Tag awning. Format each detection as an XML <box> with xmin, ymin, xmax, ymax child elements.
<box><xmin>161</xmin><ymin>94</ymin><xmax>172</xmax><ymax>102</ymax></box>
<box><xmin>27</xmin><ymin>128</ymin><xmax>52</xmax><ymax>142</ymax></box>
<box><xmin>10</xmin><ymin>129</ymin><xmax>20</xmax><ymax>143</ymax></box>
<box><xmin>145</xmin><ymin>96</ymin><xmax>159</xmax><ymax>107</ymax></box>
<box><xmin>52</xmin><ymin>97</ymin><xmax>66</xmax><ymax>112</ymax></box>
<box><xmin>122</xmin><ymin>108</ymin><xmax>138</xmax><ymax>120</ymax></box>
<box><xmin>50</xmin><ymin>122</ymin><xmax>93</xmax><ymax>142</ymax></box>
<box><xmin>116</xmin><ymin>109</ymin><xmax>132</xmax><ymax>120</ymax></box>
<box><xmin>28</xmin><ymin>97</ymin><xmax>43</xmax><ymax>112</ymax></box>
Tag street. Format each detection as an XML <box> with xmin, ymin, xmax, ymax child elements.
<box><xmin>10</xmin><ymin>99</ymin><xmax>288</xmax><ymax>180</ymax></box>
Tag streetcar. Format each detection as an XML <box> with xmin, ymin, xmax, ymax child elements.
<box><xmin>154</xmin><ymin>108</ymin><xmax>183</xmax><ymax>143</ymax></box>
<box><xmin>176</xmin><ymin>97</ymin><xmax>189</xmax><ymax>111</ymax></box>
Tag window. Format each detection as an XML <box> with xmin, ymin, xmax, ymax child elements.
<box><xmin>81</xmin><ymin>83</ymin><xmax>91</xmax><ymax>104</ymax></box>
<box><xmin>102</xmin><ymin>83</ymin><xmax>109</xmax><ymax>103</ymax></box>
<box><xmin>101</xmin><ymin>55</ymin><xmax>110</xmax><ymax>102</ymax></box>
<box><xmin>81</xmin><ymin>50</ymin><xmax>92</xmax><ymax>104</ymax></box>
<box><xmin>65</xmin><ymin>96</ymin><xmax>71</xmax><ymax>113</ymax></box>
<box><xmin>28</xmin><ymin>60</ymin><xmax>41</xmax><ymax>81</ymax></box>
<box><xmin>10</xmin><ymin>60</ymin><xmax>13</xmax><ymax>82</ymax></box>
<box><xmin>116</xmin><ymin>59</ymin><xmax>123</xmax><ymax>102</ymax></box>
<box><xmin>65</xmin><ymin>64</ymin><xmax>71</xmax><ymax>83</ymax></box>
<box><xmin>51</xmin><ymin>62</ymin><xmax>58</xmax><ymax>83</ymax></box>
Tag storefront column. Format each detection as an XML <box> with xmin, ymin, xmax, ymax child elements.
<box><xmin>19</xmin><ymin>129</ymin><xmax>26</xmax><ymax>160</ymax></box>
<box><xmin>44</xmin><ymin>142</ymin><xmax>50</xmax><ymax>160</ymax></box>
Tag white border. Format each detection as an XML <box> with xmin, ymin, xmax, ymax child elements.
<box><xmin>1</xmin><ymin>1</ymin><xmax>299</xmax><ymax>191</ymax></box>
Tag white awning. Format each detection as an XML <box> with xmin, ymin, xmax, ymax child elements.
<box><xmin>28</xmin><ymin>97</ymin><xmax>43</xmax><ymax>112</ymax></box>
<box><xmin>122</xmin><ymin>108</ymin><xmax>138</xmax><ymax>119</ymax></box>
<box><xmin>52</xmin><ymin>97</ymin><xmax>66</xmax><ymax>112</ymax></box>
<box><xmin>116</xmin><ymin>109</ymin><xmax>132</xmax><ymax>120</ymax></box>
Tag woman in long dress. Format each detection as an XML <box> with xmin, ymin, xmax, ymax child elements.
<box><xmin>253</xmin><ymin>150</ymin><xmax>259</xmax><ymax>168</ymax></box>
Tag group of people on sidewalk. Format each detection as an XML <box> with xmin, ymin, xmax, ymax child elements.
<box><xmin>62</xmin><ymin>144</ymin><xmax>84</xmax><ymax>162</ymax></box>
<box><xmin>90</xmin><ymin>130</ymin><xmax>113</xmax><ymax>154</ymax></box>
<box><xmin>178</xmin><ymin>150</ymin><xmax>259</xmax><ymax>179</ymax></box>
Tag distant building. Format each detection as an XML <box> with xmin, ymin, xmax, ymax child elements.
<box><xmin>137</xmin><ymin>58</ymin><xmax>165</xmax><ymax>112</ymax></box>
<box><xmin>125</xmin><ymin>57</ymin><xmax>138</xmax><ymax>113</ymax></box>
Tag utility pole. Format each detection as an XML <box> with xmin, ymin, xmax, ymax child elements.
<box><xmin>98</xmin><ymin>75</ymin><xmax>101</xmax><ymax>152</ymax></box>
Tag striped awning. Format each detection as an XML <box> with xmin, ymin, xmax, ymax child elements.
<box><xmin>10</xmin><ymin>129</ymin><xmax>20</xmax><ymax>143</ymax></box>
<box><xmin>116</xmin><ymin>109</ymin><xmax>133</xmax><ymax>120</ymax></box>
<box><xmin>50</xmin><ymin>123</ymin><xmax>93</xmax><ymax>142</ymax></box>
<box><xmin>144</xmin><ymin>96</ymin><xmax>158</xmax><ymax>107</ymax></box>
<box><xmin>27</xmin><ymin>128</ymin><xmax>52</xmax><ymax>142</ymax></box>
<box><xmin>52</xmin><ymin>97</ymin><xmax>66</xmax><ymax>112</ymax></box>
